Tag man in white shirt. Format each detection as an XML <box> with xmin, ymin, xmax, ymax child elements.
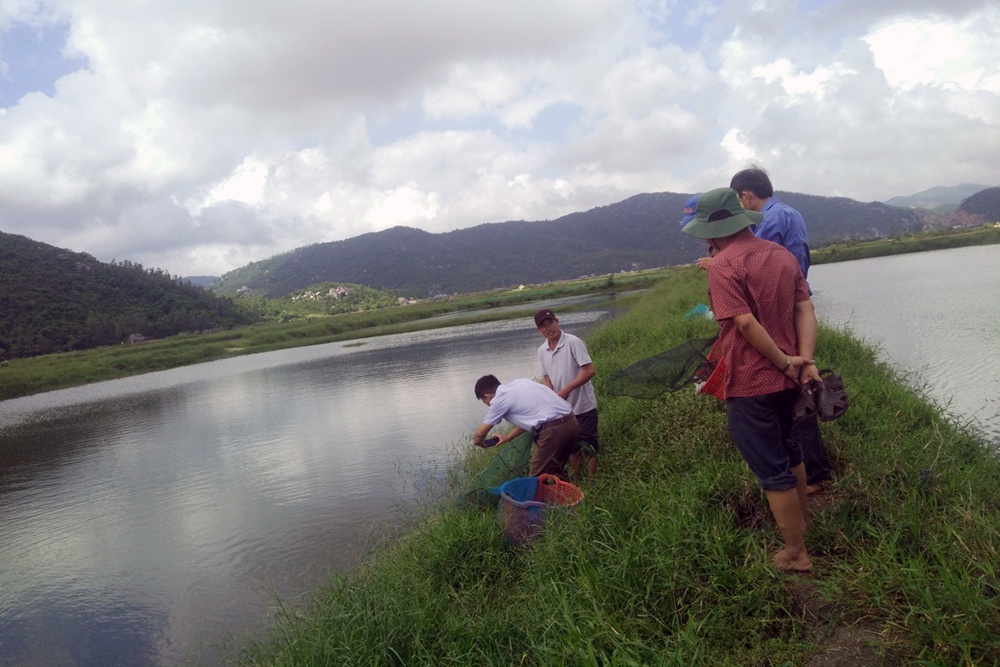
<box><xmin>534</xmin><ymin>308</ymin><xmax>599</xmax><ymax>477</ymax></box>
<box><xmin>472</xmin><ymin>374</ymin><xmax>580</xmax><ymax>479</ymax></box>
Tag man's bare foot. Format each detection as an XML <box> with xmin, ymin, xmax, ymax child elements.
<box><xmin>773</xmin><ymin>548</ymin><xmax>813</xmax><ymax>572</ymax></box>
<box><xmin>806</xmin><ymin>482</ymin><xmax>827</xmax><ymax>496</ymax></box>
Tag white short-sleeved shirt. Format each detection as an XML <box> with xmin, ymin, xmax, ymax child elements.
<box><xmin>483</xmin><ymin>378</ymin><xmax>572</xmax><ymax>432</ymax></box>
<box><xmin>537</xmin><ymin>332</ymin><xmax>598</xmax><ymax>415</ymax></box>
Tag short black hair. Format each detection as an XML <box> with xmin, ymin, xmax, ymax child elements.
<box><xmin>474</xmin><ymin>374</ymin><xmax>501</xmax><ymax>400</ymax></box>
<box><xmin>730</xmin><ymin>165</ymin><xmax>774</xmax><ymax>199</ymax></box>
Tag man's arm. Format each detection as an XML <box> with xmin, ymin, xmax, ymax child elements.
<box><xmin>793</xmin><ymin>300</ymin><xmax>822</xmax><ymax>384</ymax></box>
<box><xmin>554</xmin><ymin>363</ymin><xmax>595</xmax><ymax>400</ymax></box>
<box><xmin>731</xmin><ymin>313</ymin><xmax>812</xmax><ymax>380</ymax></box>
<box><xmin>497</xmin><ymin>426</ymin><xmax>525</xmax><ymax>444</ymax></box>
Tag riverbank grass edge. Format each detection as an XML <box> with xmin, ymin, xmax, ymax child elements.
<box><xmin>235</xmin><ymin>266</ymin><xmax>1000</xmax><ymax>666</ymax></box>
<box><xmin>0</xmin><ymin>271</ymin><xmax>660</xmax><ymax>401</ymax></box>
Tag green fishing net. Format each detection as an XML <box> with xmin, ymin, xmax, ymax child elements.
<box><xmin>462</xmin><ymin>432</ymin><xmax>534</xmax><ymax>506</ymax></box>
<box><xmin>605</xmin><ymin>335</ymin><xmax>719</xmax><ymax>399</ymax></box>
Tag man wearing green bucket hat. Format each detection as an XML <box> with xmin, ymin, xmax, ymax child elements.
<box><xmin>682</xmin><ymin>187</ymin><xmax>822</xmax><ymax>572</ymax></box>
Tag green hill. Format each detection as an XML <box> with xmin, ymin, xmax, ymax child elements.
<box><xmin>958</xmin><ymin>186</ymin><xmax>1000</xmax><ymax>220</ymax></box>
<box><xmin>211</xmin><ymin>191</ymin><xmax>922</xmax><ymax>298</ymax></box>
<box><xmin>0</xmin><ymin>231</ymin><xmax>257</xmax><ymax>359</ymax></box>
<box><xmin>884</xmin><ymin>183</ymin><xmax>991</xmax><ymax>211</ymax></box>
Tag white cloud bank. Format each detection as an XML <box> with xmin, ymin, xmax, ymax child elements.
<box><xmin>0</xmin><ymin>0</ymin><xmax>998</xmax><ymax>276</ymax></box>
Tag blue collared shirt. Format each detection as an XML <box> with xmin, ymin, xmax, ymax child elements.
<box><xmin>755</xmin><ymin>197</ymin><xmax>811</xmax><ymax>286</ymax></box>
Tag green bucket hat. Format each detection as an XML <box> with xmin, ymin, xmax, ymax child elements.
<box><xmin>680</xmin><ymin>187</ymin><xmax>764</xmax><ymax>239</ymax></box>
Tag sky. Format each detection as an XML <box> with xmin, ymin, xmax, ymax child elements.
<box><xmin>1</xmin><ymin>0</ymin><xmax>998</xmax><ymax>278</ymax></box>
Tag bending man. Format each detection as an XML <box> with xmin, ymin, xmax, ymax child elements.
<box><xmin>472</xmin><ymin>374</ymin><xmax>580</xmax><ymax>479</ymax></box>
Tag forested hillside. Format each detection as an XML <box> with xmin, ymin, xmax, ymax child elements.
<box><xmin>4</xmin><ymin>185</ymin><xmax>981</xmax><ymax>360</ymax></box>
<box><xmin>0</xmin><ymin>231</ymin><xmax>258</xmax><ymax>359</ymax></box>
<box><xmin>958</xmin><ymin>187</ymin><xmax>1000</xmax><ymax>219</ymax></box>
<box><xmin>211</xmin><ymin>190</ymin><xmax>923</xmax><ymax>298</ymax></box>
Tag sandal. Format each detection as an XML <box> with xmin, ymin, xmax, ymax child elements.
<box><xmin>817</xmin><ymin>369</ymin><xmax>849</xmax><ymax>422</ymax></box>
<box><xmin>793</xmin><ymin>381</ymin><xmax>820</xmax><ymax>421</ymax></box>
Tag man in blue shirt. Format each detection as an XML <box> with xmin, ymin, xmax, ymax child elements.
<box><xmin>730</xmin><ymin>166</ymin><xmax>831</xmax><ymax>494</ymax></box>
<box><xmin>731</xmin><ymin>167</ymin><xmax>811</xmax><ymax>288</ymax></box>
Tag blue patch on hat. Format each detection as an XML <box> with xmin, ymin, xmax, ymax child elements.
<box><xmin>679</xmin><ymin>194</ymin><xmax>699</xmax><ymax>226</ymax></box>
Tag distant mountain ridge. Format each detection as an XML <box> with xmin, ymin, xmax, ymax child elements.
<box><xmin>211</xmin><ymin>190</ymin><xmax>924</xmax><ymax>298</ymax></box>
<box><xmin>6</xmin><ymin>183</ymin><xmax>997</xmax><ymax>361</ymax></box>
<box><xmin>6</xmin><ymin>184</ymin><xmax>998</xmax><ymax>360</ymax></box>
<box><xmin>884</xmin><ymin>183</ymin><xmax>991</xmax><ymax>211</ymax></box>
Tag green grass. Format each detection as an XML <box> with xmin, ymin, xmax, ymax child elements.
<box><xmin>813</xmin><ymin>225</ymin><xmax>1000</xmax><ymax>264</ymax></box>
<box><xmin>233</xmin><ymin>265</ymin><xmax>1000</xmax><ymax>666</ymax></box>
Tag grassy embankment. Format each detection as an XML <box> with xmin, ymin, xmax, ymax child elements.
<box><xmin>235</xmin><ymin>266</ymin><xmax>1000</xmax><ymax>666</ymax></box>
<box><xmin>0</xmin><ymin>271</ymin><xmax>661</xmax><ymax>401</ymax></box>
<box><xmin>813</xmin><ymin>224</ymin><xmax>1000</xmax><ymax>264</ymax></box>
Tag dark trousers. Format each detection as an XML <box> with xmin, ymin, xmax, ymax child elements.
<box><xmin>530</xmin><ymin>415</ymin><xmax>580</xmax><ymax>479</ymax></box>
<box><xmin>793</xmin><ymin>415</ymin><xmax>832</xmax><ymax>485</ymax></box>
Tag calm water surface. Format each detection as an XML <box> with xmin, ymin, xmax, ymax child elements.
<box><xmin>810</xmin><ymin>244</ymin><xmax>1000</xmax><ymax>443</ymax></box>
<box><xmin>0</xmin><ymin>311</ymin><xmax>604</xmax><ymax>666</ymax></box>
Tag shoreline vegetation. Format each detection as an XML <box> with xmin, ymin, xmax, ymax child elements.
<box><xmin>233</xmin><ymin>265</ymin><xmax>1000</xmax><ymax>666</ymax></box>
<box><xmin>0</xmin><ymin>272</ymin><xmax>659</xmax><ymax>401</ymax></box>
<box><xmin>2</xmin><ymin>225</ymin><xmax>998</xmax><ymax>403</ymax></box>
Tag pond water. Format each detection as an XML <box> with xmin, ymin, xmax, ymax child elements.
<box><xmin>809</xmin><ymin>243</ymin><xmax>1000</xmax><ymax>444</ymax></box>
<box><xmin>0</xmin><ymin>311</ymin><xmax>605</xmax><ymax>667</ymax></box>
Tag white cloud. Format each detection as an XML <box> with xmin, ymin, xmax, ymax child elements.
<box><xmin>865</xmin><ymin>14</ymin><xmax>1000</xmax><ymax>92</ymax></box>
<box><xmin>365</xmin><ymin>185</ymin><xmax>441</xmax><ymax>231</ymax></box>
<box><xmin>193</xmin><ymin>156</ymin><xmax>269</xmax><ymax>212</ymax></box>
<box><xmin>0</xmin><ymin>0</ymin><xmax>997</xmax><ymax>277</ymax></box>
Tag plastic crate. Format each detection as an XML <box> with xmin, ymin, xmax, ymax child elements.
<box><xmin>491</xmin><ymin>474</ymin><xmax>584</xmax><ymax>546</ymax></box>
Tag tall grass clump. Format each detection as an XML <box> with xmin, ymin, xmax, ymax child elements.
<box><xmin>235</xmin><ymin>266</ymin><xmax>1000</xmax><ymax>666</ymax></box>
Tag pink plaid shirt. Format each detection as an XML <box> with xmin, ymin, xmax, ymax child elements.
<box><xmin>708</xmin><ymin>234</ymin><xmax>810</xmax><ymax>398</ymax></box>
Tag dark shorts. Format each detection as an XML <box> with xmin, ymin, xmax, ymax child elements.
<box><xmin>726</xmin><ymin>388</ymin><xmax>801</xmax><ymax>491</ymax></box>
<box><xmin>793</xmin><ymin>414</ymin><xmax>832</xmax><ymax>485</ymax></box>
<box><xmin>575</xmin><ymin>409</ymin><xmax>600</xmax><ymax>455</ymax></box>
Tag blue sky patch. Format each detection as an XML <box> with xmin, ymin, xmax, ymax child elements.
<box><xmin>0</xmin><ymin>21</ymin><xmax>87</xmax><ymax>106</ymax></box>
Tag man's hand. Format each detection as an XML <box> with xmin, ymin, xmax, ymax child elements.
<box><xmin>784</xmin><ymin>355</ymin><xmax>820</xmax><ymax>385</ymax></box>
<box><xmin>797</xmin><ymin>361</ymin><xmax>822</xmax><ymax>386</ymax></box>
<box><xmin>472</xmin><ymin>423</ymin><xmax>493</xmax><ymax>447</ymax></box>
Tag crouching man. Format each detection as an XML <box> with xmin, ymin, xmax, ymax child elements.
<box><xmin>472</xmin><ymin>374</ymin><xmax>580</xmax><ymax>479</ymax></box>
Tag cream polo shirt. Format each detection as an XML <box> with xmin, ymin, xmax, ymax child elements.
<box><xmin>537</xmin><ymin>332</ymin><xmax>598</xmax><ymax>415</ymax></box>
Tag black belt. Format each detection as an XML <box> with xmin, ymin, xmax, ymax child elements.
<box><xmin>533</xmin><ymin>413</ymin><xmax>574</xmax><ymax>434</ymax></box>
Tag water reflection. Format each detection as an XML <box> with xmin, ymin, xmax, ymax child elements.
<box><xmin>0</xmin><ymin>311</ymin><xmax>605</xmax><ymax>666</ymax></box>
